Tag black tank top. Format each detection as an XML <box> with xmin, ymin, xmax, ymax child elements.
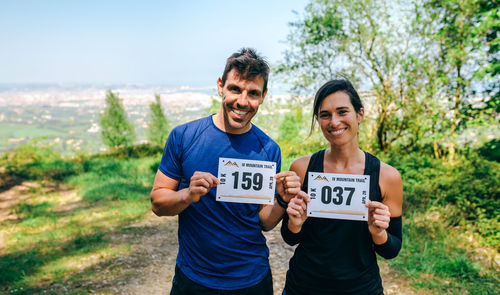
<box><xmin>284</xmin><ymin>150</ymin><xmax>384</xmax><ymax>295</ymax></box>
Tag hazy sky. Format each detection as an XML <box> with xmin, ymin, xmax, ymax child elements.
<box><xmin>0</xmin><ymin>0</ymin><xmax>309</xmax><ymax>87</ymax></box>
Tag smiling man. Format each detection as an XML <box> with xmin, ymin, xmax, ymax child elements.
<box><xmin>150</xmin><ymin>48</ymin><xmax>300</xmax><ymax>294</ymax></box>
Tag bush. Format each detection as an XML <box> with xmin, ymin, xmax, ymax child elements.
<box><xmin>385</xmin><ymin>152</ymin><xmax>500</xmax><ymax>249</ymax></box>
<box><xmin>92</xmin><ymin>143</ymin><xmax>163</xmax><ymax>160</ymax></box>
<box><xmin>1</xmin><ymin>139</ymin><xmax>82</xmax><ymax>181</ymax></box>
<box><xmin>478</xmin><ymin>138</ymin><xmax>500</xmax><ymax>162</ymax></box>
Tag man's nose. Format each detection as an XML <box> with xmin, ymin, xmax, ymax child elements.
<box><xmin>236</xmin><ymin>92</ymin><xmax>249</xmax><ymax>108</ymax></box>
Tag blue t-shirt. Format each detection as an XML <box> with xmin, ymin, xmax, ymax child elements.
<box><xmin>159</xmin><ymin>115</ymin><xmax>281</xmax><ymax>290</ymax></box>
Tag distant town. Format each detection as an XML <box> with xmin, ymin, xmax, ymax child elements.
<box><xmin>0</xmin><ymin>84</ymin><xmax>217</xmax><ymax>155</ymax></box>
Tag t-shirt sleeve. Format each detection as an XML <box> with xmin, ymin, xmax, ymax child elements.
<box><xmin>158</xmin><ymin>127</ymin><xmax>183</xmax><ymax>180</ymax></box>
<box><xmin>274</xmin><ymin>145</ymin><xmax>281</xmax><ymax>197</ymax></box>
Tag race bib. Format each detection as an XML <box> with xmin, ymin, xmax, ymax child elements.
<box><xmin>216</xmin><ymin>157</ymin><xmax>276</xmax><ymax>205</ymax></box>
<box><xmin>307</xmin><ymin>172</ymin><xmax>369</xmax><ymax>221</ymax></box>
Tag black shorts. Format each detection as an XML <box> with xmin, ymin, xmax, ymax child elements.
<box><xmin>170</xmin><ymin>265</ymin><xmax>273</xmax><ymax>295</ymax></box>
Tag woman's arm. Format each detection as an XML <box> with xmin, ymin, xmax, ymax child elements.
<box><xmin>366</xmin><ymin>162</ymin><xmax>403</xmax><ymax>259</ymax></box>
<box><xmin>280</xmin><ymin>156</ymin><xmax>310</xmax><ymax>245</ymax></box>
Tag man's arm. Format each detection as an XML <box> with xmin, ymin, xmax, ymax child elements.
<box><xmin>259</xmin><ymin>171</ymin><xmax>301</xmax><ymax>231</ymax></box>
<box><xmin>150</xmin><ymin>170</ymin><xmax>218</xmax><ymax>216</ymax></box>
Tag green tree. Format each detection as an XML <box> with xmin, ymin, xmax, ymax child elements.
<box><xmin>415</xmin><ymin>0</ymin><xmax>499</xmax><ymax>160</ymax></box>
<box><xmin>277</xmin><ymin>0</ymin><xmax>425</xmax><ymax>152</ymax></box>
<box><xmin>99</xmin><ymin>90</ymin><xmax>136</xmax><ymax>149</ymax></box>
<box><xmin>147</xmin><ymin>94</ymin><xmax>170</xmax><ymax>147</ymax></box>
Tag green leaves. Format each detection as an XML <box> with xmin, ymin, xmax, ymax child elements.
<box><xmin>99</xmin><ymin>90</ymin><xmax>136</xmax><ymax>150</ymax></box>
<box><xmin>147</xmin><ymin>94</ymin><xmax>170</xmax><ymax>147</ymax></box>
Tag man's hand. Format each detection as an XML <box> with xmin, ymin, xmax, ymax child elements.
<box><xmin>275</xmin><ymin>171</ymin><xmax>301</xmax><ymax>202</ymax></box>
<box><xmin>366</xmin><ymin>200</ymin><xmax>391</xmax><ymax>244</ymax></box>
<box><xmin>186</xmin><ymin>171</ymin><xmax>219</xmax><ymax>203</ymax></box>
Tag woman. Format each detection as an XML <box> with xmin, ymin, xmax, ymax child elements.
<box><xmin>281</xmin><ymin>79</ymin><xmax>403</xmax><ymax>295</ymax></box>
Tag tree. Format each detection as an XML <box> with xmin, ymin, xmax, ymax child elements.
<box><xmin>147</xmin><ymin>94</ymin><xmax>170</xmax><ymax>147</ymax></box>
<box><xmin>416</xmin><ymin>0</ymin><xmax>499</xmax><ymax>160</ymax></box>
<box><xmin>276</xmin><ymin>0</ymin><xmax>424</xmax><ymax>152</ymax></box>
<box><xmin>99</xmin><ymin>90</ymin><xmax>136</xmax><ymax>149</ymax></box>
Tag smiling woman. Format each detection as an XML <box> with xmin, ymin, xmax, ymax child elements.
<box><xmin>280</xmin><ymin>79</ymin><xmax>403</xmax><ymax>295</ymax></box>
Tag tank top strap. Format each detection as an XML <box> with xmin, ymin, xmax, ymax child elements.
<box><xmin>364</xmin><ymin>151</ymin><xmax>382</xmax><ymax>202</ymax></box>
<box><xmin>302</xmin><ymin>149</ymin><xmax>326</xmax><ymax>191</ymax></box>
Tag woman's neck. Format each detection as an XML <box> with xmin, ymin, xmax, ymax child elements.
<box><xmin>324</xmin><ymin>143</ymin><xmax>365</xmax><ymax>174</ymax></box>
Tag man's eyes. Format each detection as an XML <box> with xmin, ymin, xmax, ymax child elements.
<box><xmin>229</xmin><ymin>86</ymin><xmax>241</xmax><ymax>93</ymax></box>
<box><xmin>249</xmin><ymin>91</ymin><xmax>261</xmax><ymax>97</ymax></box>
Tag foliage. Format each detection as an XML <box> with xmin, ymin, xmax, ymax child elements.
<box><xmin>388</xmin><ymin>209</ymin><xmax>499</xmax><ymax>294</ymax></box>
<box><xmin>99</xmin><ymin>90</ymin><xmax>136</xmax><ymax>149</ymax></box>
<box><xmin>205</xmin><ymin>96</ymin><xmax>221</xmax><ymax>115</ymax></box>
<box><xmin>147</xmin><ymin>94</ymin><xmax>170</xmax><ymax>147</ymax></box>
<box><xmin>415</xmin><ymin>0</ymin><xmax>500</xmax><ymax>160</ymax></box>
<box><xmin>0</xmin><ymin>138</ymin><xmax>82</xmax><ymax>181</ymax></box>
<box><xmin>277</xmin><ymin>0</ymin><xmax>499</xmax><ymax>156</ymax></box>
<box><xmin>384</xmin><ymin>151</ymin><xmax>500</xmax><ymax>249</ymax></box>
<box><xmin>278</xmin><ymin>105</ymin><xmax>305</xmax><ymax>143</ymax></box>
<box><xmin>479</xmin><ymin>138</ymin><xmax>500</xmax><ymax>162</ymax></box>
<box><xmin>276</xmin><ymin>0</ymin><xmax>424</xmax><ymax>152</ymax></box>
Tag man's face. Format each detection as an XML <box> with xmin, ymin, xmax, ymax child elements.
<box><xmin>217</xmin><ymin>69</ymin><xmax>267</xmax><ymax>134</ymax></box>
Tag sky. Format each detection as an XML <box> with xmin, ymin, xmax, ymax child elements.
<box><xmin>0</xmin><ymin>0</ymin><xmax>309</xmax><ymax>88</ymax></box>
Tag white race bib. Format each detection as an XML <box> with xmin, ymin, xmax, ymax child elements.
<box><xmin>216</xmin><ymin>157</ymin><xmax>276</xmax><ymax>205</ymax></box>
<box><xmin>307</xmin><ymin>172</ymin><xmax>369</xmax><ymax>221</ymax></box>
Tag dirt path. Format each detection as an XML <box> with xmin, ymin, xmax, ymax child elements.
<box><xmin>108</xmin><ymin>213</ymin><xmax>419</xmax><ymax>295</ymax></box>
<box><xmin>1</xmin><ymin>182</ymin><xmax>419</xmax><ymax>294</ymax></box>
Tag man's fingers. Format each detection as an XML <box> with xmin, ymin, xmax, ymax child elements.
<box><xmin>191</xmin><ymin>172</ymin><xmax>219</xmax><ymax>187</ymax></box>
<box><xmin>275</xmin><ymin>171</ymin><xmax>297</xmax><ymax>180</ymax></box>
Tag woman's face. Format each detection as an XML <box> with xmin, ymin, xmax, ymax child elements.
<box><xmin>318</xmin><ymin>91</ymin><xmax>364</xmax><ymax>147</ymax></box>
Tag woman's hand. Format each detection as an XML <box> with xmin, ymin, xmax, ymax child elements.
<box><xmin>287</xmin><ymin>191</ymin><xmax>310</xmax><ymax>233</ymax></box>
<box><xmin>366</xmin><ymin>200</ymin><xmax>391</xmax><ymax>244</ymax></box>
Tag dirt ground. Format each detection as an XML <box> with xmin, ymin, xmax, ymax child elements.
<box><xmin>108</xmin><ymin>213</ymin><xmax>419</xmax><ymax>295</ymax></box>
<box><xmin>1</xmin><ymin>182</ymin><xmax>419</xmax><ymax>294</ymax></box>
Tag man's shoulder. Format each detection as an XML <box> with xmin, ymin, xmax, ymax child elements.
<box><xmin>171</xmin><ymin>116</ymin><xmax>212</xmax><ymax>136</ymax></box>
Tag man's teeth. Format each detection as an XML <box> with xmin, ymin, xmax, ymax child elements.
<box><xmin>233</xmin><ymin>110</ymin><xmax>248</xmax><ymax>116</ymax></box>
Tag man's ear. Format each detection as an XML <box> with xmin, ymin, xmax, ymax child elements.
<box><xmin>217</xmin><ymin>77</ymin><xmax>224</xmax><ymax>97</ymax></box>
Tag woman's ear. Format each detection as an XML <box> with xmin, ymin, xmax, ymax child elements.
<box><xmin>357</xmin><ymin>108</ymin><xmax>364</xmax><ymax>124</ymax></box>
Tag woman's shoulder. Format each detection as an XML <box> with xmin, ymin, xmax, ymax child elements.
<box><xmin>379</xmin><ymin>161</ymin><xmax>402</xmax><ymax>185</ymax></box>
<box><xmin>290</xmin><ymin>155</ymin><xmax>313</xmax><ymax>182</ymax></box>
<box><xmin>379</xmin><ymin>160</ymin><xmax>403</xmax><ymax>216</ymax></box>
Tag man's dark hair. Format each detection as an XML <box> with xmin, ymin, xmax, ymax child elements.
<box><xmin>311</xmin><ymin>79</ymin><xmax>364</xmax><ymax>133</ymax></box>
<box><xmin>221</xmin><ymin>48</ymin><xmax>270</xmax><ymax>93</ymax></box>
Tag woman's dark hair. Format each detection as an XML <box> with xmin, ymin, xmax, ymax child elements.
<box><xmin>310</xmin><ymin>79</ymin><xmax>364</xmax><ymax>133</ymax></box>
<box><xmin>221</xmin><ymin>48</ymin><xmax>270</xmax><ymax>93</ymax></box>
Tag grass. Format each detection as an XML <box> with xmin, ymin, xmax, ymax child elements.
<box><xmin>0</xmin><ymin>153</ymin><xmax>498</xmax><ymax>294</ymax></box>
<box><xmin>0</xmin><ymin>157</ymin><xmax>157</xmax><ymax>294</ymax></box>
<box><xmin>387</xmin><ymin>209</ymin><xmax>499</xmax><ymax>294</ymax></box>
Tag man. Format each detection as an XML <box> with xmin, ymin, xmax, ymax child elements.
<box><xmin>150</xmin><ymin>48</ymin><xmax>300</xmax><ymax>294</ymax></box>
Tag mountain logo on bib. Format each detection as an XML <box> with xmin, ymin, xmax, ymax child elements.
<box><xmin>224</xmin><ymin>161</ymin><xmax>239</xmax><ymax>168</ymax></box>
<box><xmin>314</xmin><ymin>175</ymin><xmax>328</xmax><ymax>182</ymax></box>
